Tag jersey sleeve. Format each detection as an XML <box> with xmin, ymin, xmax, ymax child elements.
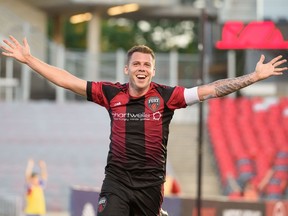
<box><xmin>166</xmin><ymin>86</ymin><xmax>200</xmax><ymax>109</ymax></box>
<box><xmin>86</xmin><ymin>81</ymin><xmax>110</xmax><ymax>109</ymax></box>
<box><xmin>166</xmin><ymin>86</ymin><xmax>187</xmax><ymax>110</ymax></box>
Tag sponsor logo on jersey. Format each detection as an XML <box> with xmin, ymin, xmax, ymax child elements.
<box><xmin>153</xmin><ymin>111</ymin><xmax>161</xmax><ymax>120</ymax></box>
<box><xmin>112</xmin><ymin>111</ymin><xmax>161</xmax><ymax>121</ymax></box>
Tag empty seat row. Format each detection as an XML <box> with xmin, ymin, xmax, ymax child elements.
<box><xmin>208</xmin><ymin>97</ymin><xmax>288</xmax><ymax>200</ymax></box>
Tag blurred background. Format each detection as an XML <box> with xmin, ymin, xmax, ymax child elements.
<box><xmin>0</xmin><ymin>0</ymin><xmax>288</xmax><ymax>216</ymax></box>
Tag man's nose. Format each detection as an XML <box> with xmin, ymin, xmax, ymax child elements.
<box><xmin>138</xmin><ymin>66</ymin><xmax>145</xmax><ymax>72</ymax></box>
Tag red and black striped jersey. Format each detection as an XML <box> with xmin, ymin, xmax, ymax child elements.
<box><xmin>87</xmin><ymin>81</ymin><xmax>187</xmax><ymax>188</ymax></box>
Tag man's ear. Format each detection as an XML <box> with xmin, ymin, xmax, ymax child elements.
<box><xmin>152</xmin><ymin>67</ymin><xmax>156</xmax><ymax>77</ymax></box>
<box><xmin>124</xmin><ymin>65</ymin><xmax>129</xmax><ymax>75</ymax></box>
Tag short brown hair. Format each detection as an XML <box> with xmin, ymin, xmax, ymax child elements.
<box><xmin>126</xmin><ymin>45</ymin><xmax>155</xmax><ymax>64</ymax></box>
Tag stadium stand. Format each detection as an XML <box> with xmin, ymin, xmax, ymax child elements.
<box><xmin>208</xmin><ymin>96</ymin><xmax>288</xmax><ymax>200</ymax></box>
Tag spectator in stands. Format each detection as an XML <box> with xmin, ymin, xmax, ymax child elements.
<box><xmin>260</xmin><ymin>168</ymin><xmax>288</xmax><ymax>200</ymax></box>
<box><xmin>24</xmin><ymin>159</ymin><xmax>48</xmax><ymax>216</ymax></box>
<box><xmin>1</xmin><ymin>36</ymin><xmax>287</xmax><ymax>216</ymax></box>
<box><xmin>242</xmin><ymin>180</ymin><xmax>260</xmax><ymax>201</ymax></box>
<box><xmin>226</xmin><ymin>176</ymin><xmax>261</xmax><ymax>201</ymax></box>
<box><xmin>227</xmin><ymin>168</ymin><xmax>275</xmax><ymax>201</ymax></box>
<box><xmin>241</xmin><ymin>164</ymin><xmax>287</xmax><ymax>201</ymax></box>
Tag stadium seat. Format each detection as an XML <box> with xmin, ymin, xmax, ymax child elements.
<box><xmin>208</xmin><ymin>97</ymin><xmax>288</xmax><ymax>200</ymax></box>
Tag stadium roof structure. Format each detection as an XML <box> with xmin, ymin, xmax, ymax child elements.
<box><xmin>216</xmin><ymin>21</ymin><xmax>288</xmax><ymax>50</ymax></box>
<box><xmin>21</xmin><ymin>0</ymin><xmax>218</xmax><ymax>19</ymax></box>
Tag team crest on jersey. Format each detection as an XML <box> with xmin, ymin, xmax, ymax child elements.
<box><xmin>148</xmin><ymin>96</ymin><xmax>160</xmax><ymax>112</ymax></box>
<box><xmin>97</xmin><ymin>196</ymin><xmax>107</xmax><ymax>213</ymax></box>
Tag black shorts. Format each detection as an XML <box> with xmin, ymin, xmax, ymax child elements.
<box><xmin>97</xmin><ymin>176</ymin><xmax>164</xmax><ymax>216</ymax></box>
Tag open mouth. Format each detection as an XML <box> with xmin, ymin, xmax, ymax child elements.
<box><xmin>136</xmin><ymin>74</ymin><xmax>147</xmax><ymax>79</ymax></box>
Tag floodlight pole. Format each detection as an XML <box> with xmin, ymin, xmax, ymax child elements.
<box><xmin>196</xmin><ymin>8</ymin><xmax>206</xmax><ymax>216</ymax></box>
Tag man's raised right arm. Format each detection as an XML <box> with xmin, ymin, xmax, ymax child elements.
<box><xmin>1</xmin><ymin>36</ymin><xmax>87</xmax><ymax>97</ymax></box>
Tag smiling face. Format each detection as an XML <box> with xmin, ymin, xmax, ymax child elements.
<box><xmin>125</xmin><ymin>47</ymin><xmax>156</xmax><ymax>97</ymax></box>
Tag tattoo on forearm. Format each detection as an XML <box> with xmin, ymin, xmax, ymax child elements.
<box><xmin>213</xmin><ymin>73</ymin><xmax>255</xmax><ymax>97</ymax></box>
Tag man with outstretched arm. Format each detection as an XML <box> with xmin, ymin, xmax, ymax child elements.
<box><xmin>1</xmin><ymin>36</ymin><xmax>287</xmax><ymax>216</ymax></box>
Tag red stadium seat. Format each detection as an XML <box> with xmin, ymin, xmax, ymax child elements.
<box><xmin>208</xmin><ymin>97</ymin><xmax>288</xmax><ymax>200</ymax></box>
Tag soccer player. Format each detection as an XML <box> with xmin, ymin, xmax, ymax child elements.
<box><xmin>1</xmin><ymin>36</ymin><xmax>287</xmax><ymax>216</ymax></box>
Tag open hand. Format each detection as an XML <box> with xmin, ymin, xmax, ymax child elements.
<box><xmin>255</xmin><ymin>55</ymin><xmax>287</xmax><ymax>80</ymax></box>
<box><xmin>1</xmin><ymin>35</ymin><xmax>31</xmax><ymax>64</ymax></box>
